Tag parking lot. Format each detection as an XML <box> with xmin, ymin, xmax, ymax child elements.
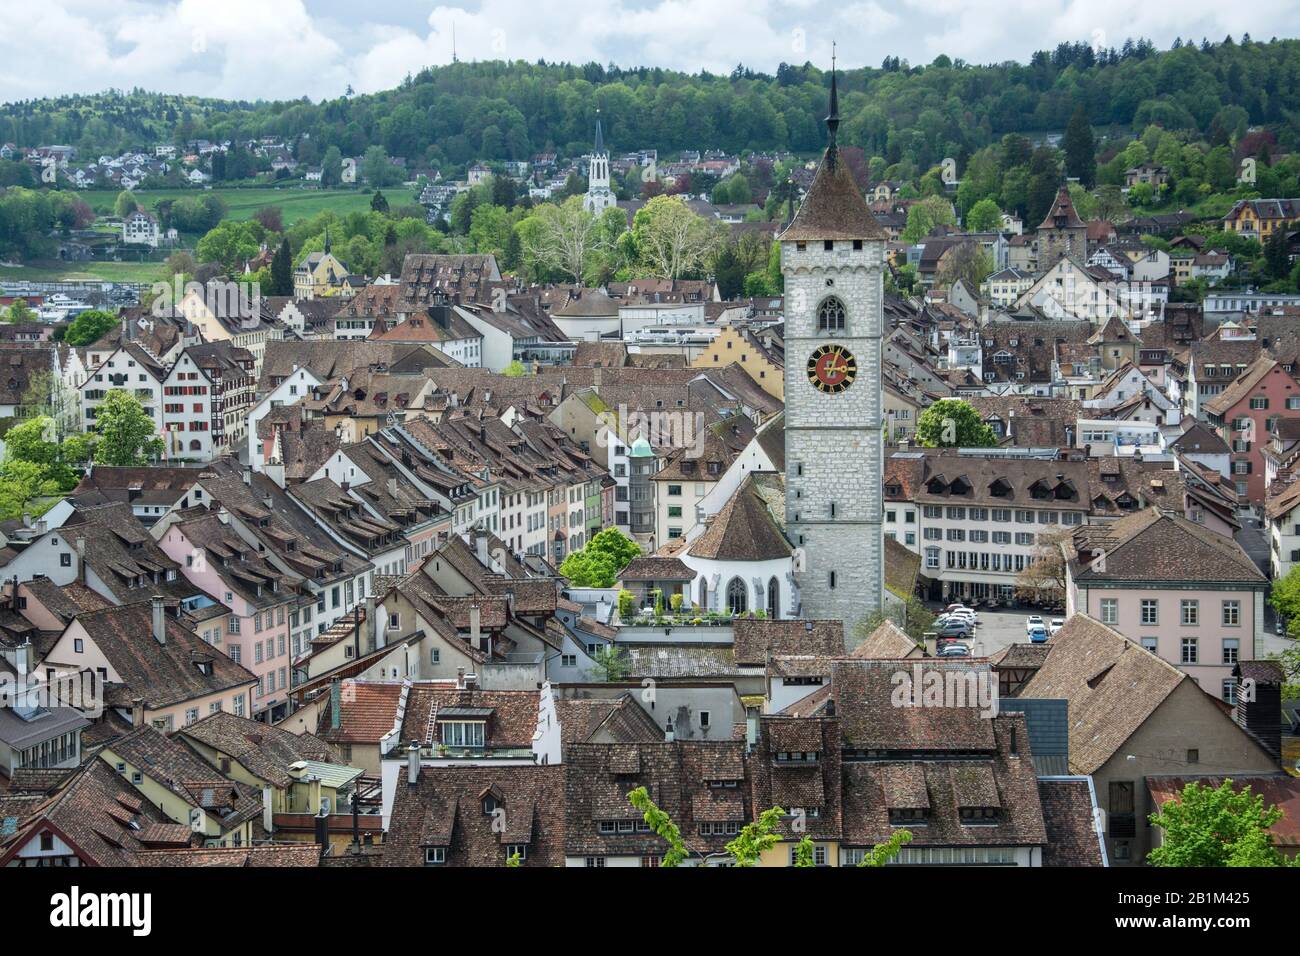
<box><xmin>926</xmin><ymin>605</ymin><xmax>1059</xmax><ymax>658</ymax></box>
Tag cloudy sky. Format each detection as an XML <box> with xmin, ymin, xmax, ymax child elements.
<box><xmin>5</xmin><ymin>0</ymin><xmax>1298</xmax><ymax>102</ymax></box>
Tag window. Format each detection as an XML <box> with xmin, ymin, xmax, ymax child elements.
<box><xmin>505</xmin><ymin>844</ymin><xmax>528</xmax><ymax>862</ymax></box>
<box><xmin>1222</xmin><ymin>679</ymin><xmax>1237</xmax><ymax>704</ymax></box>
<box><xmin>1180</xmin><ymin>600</ymin><xmax>1199</xmax><ymax>626</ymax></box>
<box><xmin>1222</xmin><ymin>638</ymin><xmax>1239</xmax><ymax>665</ymax></box>
<box><xmin>584</xmin><ymin>857</ymin><xmax>605</xmax><ymax>867</ymax></box>
<box><xmin>817</xmin><ymin>297</ymin><xmax>846</xmax><ymax>332</ymax></box>
<box><xmin>1141</xmin><ymin>636</ymin><xmax>1157</xmax><ymax>653</ymax></box>
<box><xmin>1181</xmin><ymin>637</ymin><xmax>1198</xmax><ymax>664</ymax></box>
<box><xmin>1222</xmin><ymin>600</ymin><xmax>1240</xmax><ymax>626</ymax></box>
<box><xmin>1249</xmin><ymin>396</ymin><xmax>1269</xmax><ymax>409</ymax></box>
<box><xmin>726</xmin><ymin>577</ymin><xmax>747</xmax><ymax>615</ymax></box>
<box><xmin>1140</xmin><ymin>599</ymin><xmax>1158</xmax><ymax>626</ymax></box>
<box><xmin>60</xmin><ymin>553</ymin><xmax>72</xmax><ymax>567</ymax></box>
<box><xmin>440</xmin><ymin>721</ymin><xmax>485</xmax><ymax>748</ymax></box>
<box><xmin>789</xmin><ymin>844</ymin><xmax>828</xmax><ymax>866</ymax></box>
<box><xmin>424</xmin><ymin>847</ymin><xmax>446</xmax><ymax>865</ymax></box>
<box><xmin>1100</xmin><ymin>599</ymin><xmax>1118</xmax><ymax>625</ymax></box>
<box><xmin>561</xmin><ymin>654</ymin><xmax>576</xmax><ymax>667</ymax></box>
<box><xmin>925</xmin><ymin>547</ymin><xmax>940</xmax><ymax>570</ymax></box>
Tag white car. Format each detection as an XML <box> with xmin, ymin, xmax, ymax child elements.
<box><xmin>1049</xmin><ymin>618</ymin><xmax>1065</xmax><ymax>635</ymax></box>
<box><xmin>1025</xmin><ymin>615</ymin><xmax>1045</xmax><ymax>634</ymax></box>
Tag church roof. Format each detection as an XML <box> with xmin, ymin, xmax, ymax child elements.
<box><xmin>688</xmin><ymin>475</ymin><xmax>792</xmax><ymax>562</ymax></box>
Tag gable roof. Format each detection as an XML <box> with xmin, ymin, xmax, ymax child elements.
<box><xmin>68</xmin><ymin>600</ymin><xmax>257</xmax><ymax>710</ymax></box>
<box><xmin>1018</xmin><ymin>615</ymin><xmax>1187</xmax><ymax>774</ymax></box>
<box><xmin>732</xmin><ymin>619</ymin><xmax>845</xmax><ymax>667</ymax></box>
<box><xmin>177</xmin><ymin>711</ymin><xmax>339</xmax><ymax>789</ymax></box>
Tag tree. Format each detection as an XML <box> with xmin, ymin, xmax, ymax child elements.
<box><xmin>321</xmin><ymin>146</ymin><xmax>343</xmax><ymax>187</ymax></box>
<box><xmin>501</xmin><ymin>360</ymin><xmax>527</xmax><ymax>378</ymax></box>
<box><xmin>63</xmin><ymin>309</ymin><xmax>118</xmax><ymax>347</ymax></box>
<box><xmin>965</xmin><ymin>197</ymin><xmax>1003</xmax><ymax>232</ymax></box>
<box><xmin>630</xmin><ymin>195</ymin><xmax>726</xmax><ymax>280</ymax></box>
<box><xmin>589</xmin><ymin>644</ymin><xmax>629</xmax><ymax>682</ymax></box>
<box><xmin>270</xmin><ymin>238</ymin><xmax>293</xmax><ymax>296</ymax></box>
<box><xmin>370</xmin><ymin>190</ymin><xmax>390</xmax><ymax>214</ymax></box>
<box><xmin>559</xmin><ymin>527</ymin><xmax>641</xmax><ymax>586</ymax></box>
<box><xmin>1148</xmin><ymin>779</ymin><xmax>1297</xmax><ymax>867</ymax></box>
<box><xmin>854</xmin><ymin>597</ymin><xmax>934</xmax><ymax>647</ymax></box>
<box><xmin>114</xmin><ymin>190</ymin><xmax>139</xmax><ymax>218</ymax></box>
<box><xmin>1063</xmin><ymin>105</ymin><xmax>1096</xmax><ymax>188</ymax></box>
<box><xmin>915</xmin><ymin>399</ymin><xmax>997</xmax><ymax>448</ymax></box>
<box><xmin>1015</xmin><ymin>527</ymin><xmax>1072</xmax><ymax>605</ymax></box>
<box><xmin>627</xmin><ymin>789</ymin><xmax>911</xmax><ymax>867</ymax></box>
<box><xmin>935</xmin><ymin>241</ymin><xmax>994</xmax><ymax>292</ymax></box>
<box><xmin>1269</xmin><ymin>564</ymin><xmax>1300</xmax><ymax>630</ymax></box>
<box><xmin>91</xmin><ymin>390</ymin><xmax>163</xmax><ymax>465</ymax></box>
<box><xmin>3</xmin><ymin>298</ymin><xmax>34</xmax><ymax>323</ymax></box>
<box><xmin>900</xmin><ymin>195</ymin><xmax>957</xmax><ymax>244</ymax></box>
<box><xmin>520</xmin><ymin>197</ymin><xmax>603</xmax><ymax>285</ymax></box>
<box><xmin>195</xmin><ymin>220</ymin><xmax>261</xmax><ymax>274</ymax></box>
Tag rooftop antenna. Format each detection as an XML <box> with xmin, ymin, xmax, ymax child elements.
<box><xmin>452</xmin><ymin>22</ymin><xmax>458</xmax><ymax>64</ymax></box>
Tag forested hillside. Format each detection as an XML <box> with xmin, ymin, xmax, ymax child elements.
<box><xmin>2</xmin><ymin>36</ymin><xmax>1298</xmax><ymax>172</ymax></box>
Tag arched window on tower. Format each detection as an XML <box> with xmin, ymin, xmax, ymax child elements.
<box><xmin>817</xmin><ymin>296</ymin><xmax>846</xmax><ymax>332</ymax></box>
<box><xmin>726</xmin><ymin>577</ymin><xmax>748</xmax><ymax>616</ymax></box>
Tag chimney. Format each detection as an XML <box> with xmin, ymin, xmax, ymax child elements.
<box><xmin>151</xmin><ymin>595</ymin><xmax>166</xmax><ymax>645</ymax></box>
<box><xmin>13</xmin><ymin>640</ymin><xmax>35</xmax><ymax>719</ymax></box>
<box><xmin>330</xmin><ymin>678</ymin><xmax>342</xmax><ymax>730</ymax></box>
<box><xmin>313</xmin><ymin>803</ymin><xmax>329</xmax><ymax>849</ymax></box>
<box><xmin>407</xmin><ymin>743</ymin><xmax>420</xmax><ymax>785</ymax></box>
<box><xmin>469</xmin><ymin>603</ymin><xmax>482</xmax><ymax>649</ymax></box>
<box><xmin>242</xmin><ymin>469</ymin><xmax>251</xmax><ymax>486</ymax></box>
<box><xmin>366</xmin><ymin>595</ymin><xmax>377</xmax><ymax>649</ymax></box>
<box><xmin>456</xmin><ymin>667</ymin><xmax>466</xmax><ymax>690</ymax></box>
<box><xmin>473</xmin><ymin>528</ymin><xmax>490</xmax><ymax>567</ymax></box>
<box><xmin>387</xmin><ymin>477</ymin><xmax>398</xmax><ymax>499</ymax></box>
<box><xmin>664</xmin><ymin>716</ymin><xmax>675</xmax><ymax>742</ymax></box>
<box><xmin>131</xmin><ymin>697</ymin><xmax>145</xmax><ymax>729</ymax></box>
<box><xmin>262</xmin><ymin>785</ymin><xmax>275</xmax><ymax>834</ymax></box>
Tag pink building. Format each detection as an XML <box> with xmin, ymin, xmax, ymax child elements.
<box><xmin>157</xmin><ymin>511</ymin><xmax>304</xmax><ymax>721</ymax></box>
<box><xmin>1065</xmin><ymin>508</ymin><xmax>1268</xmax><ymax>703</ymax></box>
<box><xmin>1204</xmin><ymin>355</ymin><xmax>1300</xmax><ymax>505</ymax></box>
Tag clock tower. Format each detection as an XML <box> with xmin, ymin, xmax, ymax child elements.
<box><xmin>782</xmin><ymin>59</ymin><xmax>887</xmax><ymax>626</ymax></box>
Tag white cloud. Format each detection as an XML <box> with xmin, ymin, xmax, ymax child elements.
<box><xmin>1</xmin><ymin>0</ymin><xmax>1295</xmax><ymax>101</ymax></box>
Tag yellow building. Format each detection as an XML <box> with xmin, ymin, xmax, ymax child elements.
<box><xmin>1222</xmin><ymin>198</ymin><xmax>1300</xmax><ymax>240</ymax></box>
<box><xmin>99</xmin><ymin>727</ymin><xmax>261</xmax><ymax>849</ymax></box>
<box><xmin>691</xmin><ymin>325</ymin><xmax>784</xmax><ymax>400</ymax></box>
<box><xmin>295</xmin><ymin>234</ymin><xmax>351</xmax><ymax>298</ymax></box>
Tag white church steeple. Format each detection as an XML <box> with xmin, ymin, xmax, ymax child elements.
<box><xmin>583</xmin><ymin>110</ymin><xmax>615</xmax><ymax>214</ymax></box>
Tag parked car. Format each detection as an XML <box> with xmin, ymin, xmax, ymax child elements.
<box><xmin>936</xmin><ymin>619</ymin><xmax>972</xmax><ymax>639</ymax></box>
<box><xmin>1025</xmin><ymin>615</ymin><xmax>1045</xmax><ymax>634</ymax></box>
<box><xmin>938</xmin><ymin>642</ymin><xmax>971</xmax><ymax>657</ymax></box>
<box><xmin>1049</xmin><ymin>618</ymin><xmax>1065</xmax><ymax>635</ymax></box>
<box><xmin>1027</xmin><ymin>626</ymin><xmax>1049</xmax><ymax>644</ymax></box>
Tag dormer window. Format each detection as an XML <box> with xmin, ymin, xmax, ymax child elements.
<box><xmin>774</xmin><ymin>750</ymin><xmax>819</xmax><ymax>764</ymax></box>
<box><xmin>959</xmin><ymin>806</ymin><xmax>1001</xmax><ymax>825</ymax></box>
<box><xmin>889</xmin><ymin>808</ymin><xmax>927</xmax><ymax>826</ymax></box>
<box><xmin>424</xmin><ymin>847</ymin><xmax>446</xmax><ymax>865</ymax></box>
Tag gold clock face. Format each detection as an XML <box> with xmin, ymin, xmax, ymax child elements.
<box><xmin>807</xmin><ymin>344</ymin><xmax>856</xmax><ymax>393</ymax></box>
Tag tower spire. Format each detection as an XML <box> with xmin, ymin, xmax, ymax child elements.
<box><xmin>594</xmin><ymin>108</ymin><xmax>604</xmax><ymax>153</ymax></box>
<box><xmin>826</xmin><ymin>43</ymin><xmax>840</xmax><ymax>157</ymax></box>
